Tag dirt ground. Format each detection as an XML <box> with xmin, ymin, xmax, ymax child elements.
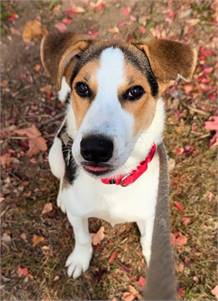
<box><xmin>1</xmin><ymin>0</ymin><xmax>217</xmax><ymax>300</ymax></box>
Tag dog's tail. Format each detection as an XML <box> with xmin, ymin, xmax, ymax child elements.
<box><xmin>144</xmin><ymin>143</ymin><xmax>177</xmax><ymax>300</ymax></box>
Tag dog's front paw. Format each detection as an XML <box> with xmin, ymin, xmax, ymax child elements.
<box><xmin>65</xmin><ymin>243</ymin><xmax>93</xmax><ymax>279</ymax></box>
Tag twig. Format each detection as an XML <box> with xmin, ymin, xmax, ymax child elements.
<box><xmin>40</xmin><ymin>112</ymin><xmax>65</xmax><ymax>126</ymax></box>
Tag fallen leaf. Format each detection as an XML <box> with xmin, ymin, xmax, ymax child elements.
<box><xmin>91</xmin><ymin>226</ymin><xmax>105</xmax><ymax>246</ymax></box>
<box><xmin>22</xmin><ymin>20</ymin><xmax>47</xmax><ymax>43</ymax></box>
<box><xmin>17</xmin><ymin>266</ymin><xmax>29</xmax><ymax>277</ymax></box>
<box><xmin>171</xmin><ymin>232</ymin><xmax>187</xmax><ymax>248</ymax></box>
<box><xmin>177</xmin><ymin>262</ymin><xmax>184</xmax><ymax>273</ymax></box>
<box><xmin>40</xmin><ymin>84</ymin><xmax>53</xmax><ymax>98</ymax></box>
<box><xmin>20</xmin><ymin>233</ymin><xmax>27</xmax><ymax>241</ymax></box>
<box><xmin>109</xmin><ymin>251</ymin><xmax>118</xmax><ymax>264</ymax></box>
<box><xmin>182</xmin><ymin>217</ymin><xmax>191</xmax><ymax>226</ymax></box>
<box><xmin>90</xmin><ymin>0</ymin><xmax>106</xmax><ymax>12</ymax></box>
<box><xmin>2</xmin><ymin>233</ymin><xmax>11</xmax><ymax>243</ymax></box>
<box><xmin>121</xmin><ymin>6</ymin><xmax>131</xmax><ymax>17</ymax></box>
<box><xmin>15</xmin><ymin>124</ymin><xmax>47</xmax><ymax>157</ymax></box>
<box><xmin>42</xmin><ymin>202</ymin><xmax>53</xmax><ymax>215</ymax></box>
<box><xmin>177</xmin><ymin>287</ymin><xmax>185</xmax><ymax>298</ymax></box>
<box><xmin>122</xmin><ymin>285</ymin><xmax>140</xmax><ymax>301</ymax></box>
<box><xmin>174</xmin><ymin>201</ymin><xmax>184</xmax><ymax>213</ymax></box>
<box><xmin>0</xmin><ymin>153</ymin><xmax>12</xmax><ymax>168</ymax></box>
<box><xmin>108</xmin><ymin>26</ymin><xmax>120</xmax><ymax>34</ymax></box>
<box><xmin>168</xmin><ymin>157</ymin><xmax>175</xmax><ymax>172</ymax></box>
<box><xmin>138</xmin><ymin>276</ymin><xmax>146</xmax><ymax>287</ymax></box>
<box><xmin>205</xmin><ymin>116</ymin><xmax>218</xmax><ymax>147</ymax></box>
<box><xmin>55</xmin><ymin>22</ymin><xmax>68</xmax><ymax>33</ymax></box>
<box><xmin>32</xmin><ymin>234</ymin><xmax>45</xmax><ymax>247</ymax></box>
<box><xmin>211</xmin><ymin>285</ymin><xmax>218</xmax><ymax>298</ymax></box>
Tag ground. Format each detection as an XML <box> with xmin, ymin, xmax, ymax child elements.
<box><xmin>0</xmin><ymin>0</ymin><xmax>217</xmax><ymax>300</ymax></box>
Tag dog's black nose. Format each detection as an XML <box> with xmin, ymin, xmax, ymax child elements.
<box><xmin>80</xmin><ymin>135</ymin><xmax>113</xmax><ymax>163</ymax></box>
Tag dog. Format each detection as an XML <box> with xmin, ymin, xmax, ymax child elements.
<box><xmin>40</xmin><ymin>32</ymin><xmax>197</xmax><ymax>290</ymax></box>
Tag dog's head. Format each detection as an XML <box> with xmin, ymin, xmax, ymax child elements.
<box><xmin>41</xmin><ymin>32</ymin><xmax>197</xmax><ymax>177</ymax></box>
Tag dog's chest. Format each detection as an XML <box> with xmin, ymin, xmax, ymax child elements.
<box><xmin>61</xmin><ymin>154</ymin><xmax>159</xmax><ymax>225</ymax></box>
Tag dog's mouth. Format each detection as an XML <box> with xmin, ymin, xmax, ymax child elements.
<box><xmin>81</xmin><ymin>162</ymin><xmax>114</xmax><ymax>176</ymax></box>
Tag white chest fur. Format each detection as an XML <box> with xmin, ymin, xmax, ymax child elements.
<box><xmin>58</xmin><ymin>152</ymin><xmax>159</xmax><ymax>226</ymax></box>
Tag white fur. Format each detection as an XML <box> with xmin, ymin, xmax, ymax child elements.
<box><xmin>58</xmin><ymin>76</ymin><xmax>71</xmax><ymax>102</ymax></box>
<box><xmin>48</xmin><ymin>137</ymin><xmax>65</xmax><ymax>179</ymax></box>
<box><xmin>51</xmin><ymin>47</ymin><xmax>165</xmax><ymax>278</ymax></box>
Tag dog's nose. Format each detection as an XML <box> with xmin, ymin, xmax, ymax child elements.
<box><xmin>80</xmin><ymin>135</ymin><xmax>113</xmax><ymax>163</ymax></box>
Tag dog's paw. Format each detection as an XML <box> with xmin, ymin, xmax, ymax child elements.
<box><xmin>65</xmin><ymin>244</ymin><xmax>93</xmax><ymax>279</ymax></box>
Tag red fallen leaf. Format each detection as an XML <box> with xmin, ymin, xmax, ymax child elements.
<box><xmin>171</xmin><ymin>232</ymin><xmax>187</xmax><ymax>247</ymax></box>
<box><xmin>208</xmin><ymin>93</ymin><xmax>217</xmax><ymax>101</ymax></box>
<box><xmin>175</xmin><ymin>147</ymin><xmax>184</xmax><ymax>155</ymax></box>
<box><xmin>139</xmin><ymin>26</ymin><xmax>146</xmax><ymax>34</ymax></box>
<box><xmin>91</xmin><ymin>226</ymin><xmax>105</xmax><ymax>246</ymax></box>
<box><xmin>121</xmin><ymin>6</ymin><xmax>131</xmax><ymax>17</ymax></box>
<box><xmin>138</xmin><ymin>276</ymin><xmax>146</xmax><ymax>287</ymax></box>
<box><xmin>88</xmin><ymin>30</ymin><xmax>99</xmax><ymax>39</ymax></box>
<box><xmin>109</xmin><ymin>250</ymin><xmax>118</xmax><ymax>263</ymax></box>
<box><xmin>8</xmin><ymin>12</ymin><xmax>18</xmax><ymax>22</ymax></box>
<box><xmin>0</xmin><ymin>153</ymin><xmax>12</xmax><ymax>168</ymax></box>
<box><xmin>55</xmin><ymin>22</ymin><xmax>67</xmax><ymax>33</ymax></box>
<box><xmin>177</xmin><ymin>287</ymin><xmax>185</xmax><ymax>298</ymax></box>
<box><xmin>182</xmin><ymin>217</ymin><xmax>191</xmax><ymax>226</ymax></box>
<box><xmin>90</xmin><ymin>0</ymin><xmax>106</xmax><ymax>12</ymax></box>
<box><xmin>62</xmin><ymin>18</ymin><xmax>73</xmax><ymax>25</ymax></box>
<box><xmin>203</xmin><ymin>66</ymin><xmax>213</xmax><ymax>74</ymax></box>
<box><xmin>211</xmin><ymin>285</ymin><xmax>218</xmax><ymax>298</ymax></box>
<box><xmin>183</xmin><ymin>83</ymin><xmax>193</xmax><ymax>94</ymax></box>
<box><xmin>174</xmin><ymin>201</ymin><xmax>184</xmax><ymax>213</ymax></box>
<box><xmin>205</xmin><ymin>116</ymin><xmax>218</xmax><ymax>147</ymax></box>
<box><xmin>15</xmin><ymin>124</ymin><xmax>47</xmax><ymax>157</ymax></box>
<box><xmin>17</xmin><ymin>266</ymin><xmax>29</xmax><ymax>277</ymax></box>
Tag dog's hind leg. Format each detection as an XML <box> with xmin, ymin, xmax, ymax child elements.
<box><xmin>65</xmin><ymin>214</ymin><xmax>93</xmax><ymax>279</ymax></box>
<box><xmin>137</xmin><ymin>217</ymin><xmax>155</xmax><ymax>266</ymax></box>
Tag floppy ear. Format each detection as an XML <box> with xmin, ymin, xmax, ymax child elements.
<box><xmin>40</xmin><ymin>32</ymin><xmax>93</xmax><ymax>90</ymax></box>
<box><xmin>134</xmin><ymin>38</ymin><xmax>197</xmax><ymax>85</ymax></box>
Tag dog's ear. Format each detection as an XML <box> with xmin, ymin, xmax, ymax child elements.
<box><xmin>134</xmin><ymin>38</ymin><xmax>197</xmax><ymax>90</ymax></box>
<box><xmin>40</xmin><ymin>32</ymin><xmax>93</xmax><ymax>90</ymax></box>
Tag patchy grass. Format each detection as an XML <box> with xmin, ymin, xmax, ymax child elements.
<box><xmin>1</xmin><ymin>0</ymin><xmax>217</xmax><ymax>300</ymax></box>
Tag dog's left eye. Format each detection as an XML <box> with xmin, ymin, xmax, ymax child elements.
<box><xmin>123</xmin><ymin>85</ymin><xmax>145</xmax><ymax>101</ymax></box>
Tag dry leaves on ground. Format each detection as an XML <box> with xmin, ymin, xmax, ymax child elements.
<box><xmin>91</xmin><ymin>226</ymin><xmax>105</xmax><ymax>246</ymax></box>
<box><xmin>15</xmin><ymin>124</ymin><xmax>47</xmax><ymax>157</ymax></box>
<box><xmin>22</xmin><ymin>20</ymin><xmax>47</xmax><ymax>43</ymax></box>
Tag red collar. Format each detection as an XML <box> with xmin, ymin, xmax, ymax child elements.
<box><xmin>101</xmin><ymin>143</ymin><xmax>157</xmax><ymax>187</ymax></box>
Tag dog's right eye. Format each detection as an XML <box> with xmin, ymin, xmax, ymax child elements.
<box><xmin>75</xmin><ymin>82</ymin><xmax>92</xmax><ymax>98</ymax></box>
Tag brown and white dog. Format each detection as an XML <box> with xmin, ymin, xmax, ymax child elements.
<box><xmin>40</xmin><ymin>32</ymin><xmax>197</xmax><ymax>293</ymax></box>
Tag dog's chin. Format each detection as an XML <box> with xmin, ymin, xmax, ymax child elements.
<box><xmin>81</xmin><ymin>162</ymin><xmax>115</xmax><ymax>177</ymax></box>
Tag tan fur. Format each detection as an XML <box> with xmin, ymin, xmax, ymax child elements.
<box><xmin>70</xmin><ymin>60</ymin><xmax>99</xmax><ymax>127</ymax></box>
<box><xmin>121</xmin><ymin>63</ymin><xmax>156</xmax><ymax>135</ymax></box>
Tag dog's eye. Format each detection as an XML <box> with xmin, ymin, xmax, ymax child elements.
<box><xmin>75</xmin><ymin>82</ymin><xmax>92</xmax><ymax>98</ymax></box>
<box><xmin>123</xmin><ymin>85</ymin><xmax>145</xmax><ymax>101</ymax></box>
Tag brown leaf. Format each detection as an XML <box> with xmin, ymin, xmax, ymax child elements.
<box><xmin>42</xmin><ymin>202</ymin><xmax>53</xmax><ymax>215</ymax></box>
<box><xmin>211</xmin><ymin>285</ymin><xmax>218</xmax><ymax>298</ymax></box>
<box><xmin>0</xmin><ymin>153</ymin><xmax>12</xmax><ymax>168</ymax></box>
<box><xmin>138</xmin><ymin>276</ymin><xmax>146</xmax><ymax>288</ymax></box>
<box><xmin>122</xmin><ymin>285</ymin><xmax>140</xmax><ymax>301</ymax></box>
<box><xmin>32</xmin><ymin>234</ymin><xmax>45</xmax><ymax>247</ymax></box>
<box><xmin>22</xmin><ymin>20</ymin><xmax>47</xmax><ymax>43</ymax></box>
<box><xmin>91</xmin><ymin>226</ymin><xmax>105</xmax><ymax>246</ymax></box>
<box><xmin>109</xmin><ymin>251</ymin><xmax>118</xmax><ymax>264</ymax></box>
<box><xmin>15</xmin><ymin>124</ymin><xmax>47</xmax><ymax>157</ymax></box>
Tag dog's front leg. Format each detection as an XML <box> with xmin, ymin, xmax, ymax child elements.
<box><xmin>65</xmin><ymin>213</ymin><xmax>92</xmax><ymax>279</ymax></box>
<box><xmin>137</xmin><ymin>217</ymin><xmax>155</xmax><ymax>266</ymax></box>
